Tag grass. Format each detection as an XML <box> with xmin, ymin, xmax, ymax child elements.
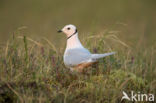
<box><xmin>0</xmin><ymin>30</ymin><xmax>156</xmax><ymax>103</ymax></box>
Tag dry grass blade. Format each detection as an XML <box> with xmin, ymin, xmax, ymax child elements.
<box><xmin>119</xmin><ymin>78</ymin><xmax>131</xmax><ymax>89</ymax></box>
<box><xmin>87</xmin><ymin>35</ymin><xmax>103</xmax><ymax>39</ymax></box>
<box><xmin>43</xmin><ymin>38</ymin><xmax>57</xmax><ymax>53</ymax></box>
<box><xmin>18</xmin><ymin>36</ymin><xmax>43</xmax><ymax>47</ymax></box>
<box><xmin>106</xmin><ymin>34</ymin><xmax>130</xmax><ymax>48</ymax></box>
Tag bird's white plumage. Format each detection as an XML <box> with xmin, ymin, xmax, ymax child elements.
<box><xmin>60</xmin><ymin>24</ymin><xmax>115</xmax><ymax>71</ymax></box>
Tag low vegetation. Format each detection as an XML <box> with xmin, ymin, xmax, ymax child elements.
<box><xmin>0</xmin><ymin>31</ymin><xmax>155</xmax><ymax>103</ymax></box>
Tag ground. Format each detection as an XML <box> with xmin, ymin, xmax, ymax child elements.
<box><xmin>0</xmin><ymin>32</ymin><xmax>156</xmax><ymax>103</ymax></box>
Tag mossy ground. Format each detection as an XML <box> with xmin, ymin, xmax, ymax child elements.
<box><xmin>0</xmin><ymin>32</ymin><xmax>156</xmax><ymax>103</ymax></box>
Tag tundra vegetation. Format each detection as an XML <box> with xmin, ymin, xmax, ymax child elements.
<box><xmin>0</xmin><ymin>29</ymin><xmax>155</xmax><ymax>103</ymax></box>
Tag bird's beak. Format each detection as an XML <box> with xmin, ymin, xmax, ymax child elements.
<box><xmin>57</xmin><ymin>30</ymin><xmax>62</xmax><ymax>33</ymax></box>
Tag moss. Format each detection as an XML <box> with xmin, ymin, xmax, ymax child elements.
<box><xmin>108</xmin><ymin>70</ymin><xmax>147</xmax><ymax>90</ymax></box>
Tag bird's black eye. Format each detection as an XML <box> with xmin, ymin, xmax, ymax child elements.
<box><xmin>67</xmin><ymin>27</ymin><xmax>70</xmax><ymax>30</ymax></box>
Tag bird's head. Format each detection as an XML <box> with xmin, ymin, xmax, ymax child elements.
<box><xmin>58</xmin><ymin>24</ymin><xmax>78</xmax><ymax>38</ymax></box>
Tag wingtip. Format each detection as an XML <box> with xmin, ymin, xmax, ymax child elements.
<box><xmin>111</xmin><ymin>52</ymin><xmax>116</xmax><ymax>55</ymax></box>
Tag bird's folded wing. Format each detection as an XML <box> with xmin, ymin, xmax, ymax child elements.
<box><xmin>91</xmin><ymin>52</ymin><xmax>115</xmax><ymax>60</ymax></box>
<box><xmin>64</xmin><ymin>48</ymin><xmax>92</xmax><ymax>66</ymax></box>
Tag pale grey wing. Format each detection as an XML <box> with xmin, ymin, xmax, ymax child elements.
<box><xmin>64</xmin><ymin>48</ymin><xmax>91</xmax><ymax>67</ymax></box>
<box><xmin>91</xmin><ymin>52</ymin><xmax>116</xmax><ymax>60</ymax></box>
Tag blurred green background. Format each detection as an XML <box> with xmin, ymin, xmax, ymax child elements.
<box><xmin>0</xmin><ymin>0</ymin><xmax>156</xmax><ymax>47</ymax></box>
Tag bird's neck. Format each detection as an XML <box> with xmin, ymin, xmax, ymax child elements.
<box><xmin>66</xmin><ymin>33</ymin><xmax>83</xmax><ymax>49</ymax></box>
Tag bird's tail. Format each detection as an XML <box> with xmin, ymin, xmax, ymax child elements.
<box><xmin>91</xmin><ymin>52</ymin><xmax>115</xmax><ymax>60</ymax></box>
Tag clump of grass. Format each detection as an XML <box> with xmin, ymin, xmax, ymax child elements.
<box><xmin>0</xmin><ymin>32</ymin><xmax>155</xmax><ymax>103</ymax></box>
